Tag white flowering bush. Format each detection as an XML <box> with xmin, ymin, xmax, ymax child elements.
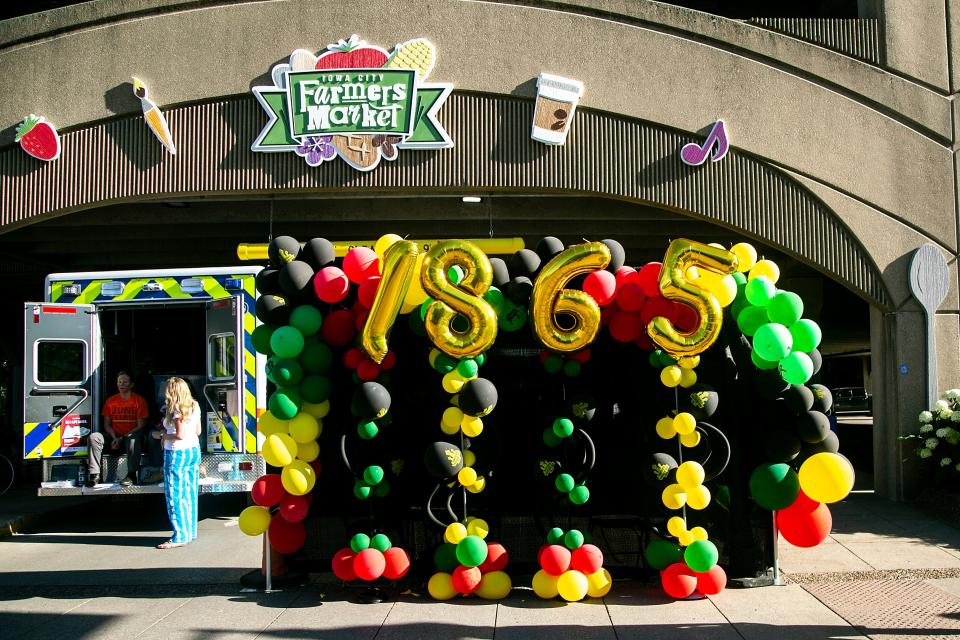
<box><xmin>901</xmin><ymin>389</ymin><xmax>960</xmax><ymax>473</ymax></box>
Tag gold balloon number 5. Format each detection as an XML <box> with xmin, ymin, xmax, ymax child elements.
<box><xmin>530</xmin><ymin>242</ymin><xmax>611</xmax><ymax>352</ymax></box>
<box><xmin>362</xmin><ymin>240</ymin><xmax>420</xmax><ymax>363</ymax></box>
<box><xmin>648</xmin><ymin>239</ymin><xmax>738</xmax><ymax>357</ymax></box>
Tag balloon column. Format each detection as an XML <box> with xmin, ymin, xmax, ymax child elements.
<box><xmin>532</xmin><ymin>527</ymin><xmax>612</xmax><ymax>601</ymax></box>
<box><xmin>332</xmin><ymin>532</ymin><xmax>411</xmax><ymax>583</ymax></box>
<box><xmin>427</xmin><ymin>519</ymin><xmax>513</xmax><ymax>600</ymax></box>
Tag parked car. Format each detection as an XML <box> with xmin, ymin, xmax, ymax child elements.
<box><xmin>832</xmin><ymin>387</ymin><xmax>872</xmax><ymax>414</ymax></box>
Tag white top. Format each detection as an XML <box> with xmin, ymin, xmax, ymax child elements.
<box><xmin>162</xmin><ymin>400</ymin><xmax>201</xmax><ymax>451</ymax></box>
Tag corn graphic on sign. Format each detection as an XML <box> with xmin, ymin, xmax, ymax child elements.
<box><xmin>251</xmin><ymin>35</ymin><xmax>453</xmax><ymax>172</ymax></box>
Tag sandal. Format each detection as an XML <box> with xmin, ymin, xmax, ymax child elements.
<box><xmin>156</xmin><ymin>540</ymin><xmax>187</xmax><ymax>549</ymax></box>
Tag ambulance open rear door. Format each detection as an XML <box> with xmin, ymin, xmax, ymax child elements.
<box><xmin>203</xmin><ymin>296</ymin><xmax>244</xmax><ymax>454</ymax></box>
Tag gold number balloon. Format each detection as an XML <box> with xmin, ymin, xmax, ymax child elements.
<box><xmin>530</xmin><ymin>242</ymin><xmax>611</xmax><ymax>352</ymax></box>
<box><xmin>648</xmin><ymin>239</ymin><xmax>738</xmax><ymax>357</ymax></box>
<box><xmin>421</xmin><ymin>240</ymin><xmax>498</xmax><ymax>358</ymax></box>
<box><xmin>361</xmin><ymin>240</ymin><xmax>419</xmax><ymax>363</ymax></box>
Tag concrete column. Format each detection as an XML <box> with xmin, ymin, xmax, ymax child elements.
<box><xmin>879</xmin><ymin>0</ymin><xmax>950</xmax><ymax>91</ymax></box>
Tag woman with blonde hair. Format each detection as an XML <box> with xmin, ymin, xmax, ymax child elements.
<box><xmin>154</xmin><ymin>377</ymin><xmax>202</xmax><ymax>549</ymax></box>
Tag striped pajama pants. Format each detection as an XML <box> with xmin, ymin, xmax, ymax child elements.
<box><xmin>163</xmin><ymin>446</ymin><xmax>200</xmax><ymax>544</ymax></box>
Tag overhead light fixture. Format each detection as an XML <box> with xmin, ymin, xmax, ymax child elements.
<box><xmin>462</xmin><ymin>196</ymin><xmax>482</xmax><ymax>203</ymax></box>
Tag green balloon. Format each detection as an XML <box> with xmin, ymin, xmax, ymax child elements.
<box><xmin>789</xmin><ymin>318</ymin><xmax>822</xmax><ymax>352</ymax></box>
<box><xmin>373</xmin><ymin>479</ymin><xmax>391</xmax><ymax>497</ymax></box>
<box><xmin>434</xmin><ymin>543</ymin><xmax>459</xmax><ymax>572</ymax></box>
<box><xmin>252</xmin><ymin>325</ymin><xmax>275</xmax><ymax>355</ymax></box>
<box><xmin>779</xmin><ymin>351</ymin><xmax>814</xmax><ymax>384</ymax></box>
<box><xmin>552</xmin><ymin>417</ymin><xmax>575</xmax><ymax>439</ymax></box>
<box><xmin>731</xmin><ymin>271</ymin><xmax>748</xmax><ymax>286</ymax></box>
<box><xmin>543</xmin><ymin>428</ymin><xmax>562</xmax><ymax>447</ymax></box>
<box><xmin>455</xmin><ymin>535</ymin><xmax>488</xmax><ymax>567</ymax></box>
<box><xmin>448</xmin><ymin>265</ymin><xmax>465</xmax><ymax>285</ymax></box>
<box><xmin>269</xmin><ymin>387</ymin><xmax>301</xmax><ymax>420</ymax></box>
<box><xmin>555</xmin><ymin>473</ymin><xmax>575</xmax><ymax>493</ymax></box>
<box><xmin>434</xmin><ymin>353</ymin><xmax>457</xmax><ymax>374</ymax></box>
<box><xmin>451</xmin><ymin>314</ymin><xmax>470</xmax><ymax>334</ymax></box>
<box><xmin>563</xmin><ymin>529</ymin><xmax>584</xmax><ymax>550</ymax></box>
<box><xmin>569</xmin><ymin>484</ymin><xmax>590</xmax><ymax>505</ymax></box>
<box><xmin>767</xmin><ymin>291</ymin><xmax>804</xmax><ymax>326</ymax></box>
<box><xmin>730</xmin><ymin>294</ymin><xmax>751</xmax><ymax>322</ymax></box>
<box><xmin>267</xmin><ymin>358</ymin><xmax>303</xmax><ymax>387</ymax></box>
<box><xmin>498</xmin><ymin>301</ymin><xmax>527</xmax><ymax>331</ymax></box>
<box><xmin>299</xmin><ymin>374</ymin><xmax>332</xmax><ymax>404</ymax></box>
<box><xmin>484</xmin><ymin>287</ymin><xmax>505</xmax><ymax>315</ymax></box>
<box><xmin>475</xmin><ymin>353</ymin><xmax>487</xmax><ymax>366</ymax></box>
<box><xmin>407</xmin><ymin>310</ymin><xmax>426</xmax><ymax>336</ymax></box>
<box><xmin>289</xmin><ymin>305</ymin><xmax>323</xmax><ymax>336</ymax></box>
<box><xmin>648</xmin><ymin>351</ymin><xmax>663</xmax><ymax>368</ymax></box>
<box><xmin>645</xmin><ymin>539</ymin><xmax>684</xmax><ymax>570</ymax></box>
<box><xmin>563</xmin><ymin>360</ymin><xmax>582</xmax><ymax>377</ymax></box>
<box><xmin>457</xmin><ymin>359</ymin><xmax>479</xmax><ymax>378</ymax></box>
<box><xmin>270</xmin><ymin>326</ymin><xmax>305</xmax><ymax>359</ymax></box>
<box><xmin>751</xmin><ymin>350</ymin><xmax>779</xmax><ymax>370</ymax></box>
<box><xmin>547</xmin><ymin>527</ymin><xmax>565</xmax><ymax>545</ymax></box>
<box><xmin>684</xmin><ymin>540</ymin><xmax>719</xmax><ymax>573</ymax></box>
<box><xmin>749</xmin><ymin>462</ymin><xmax>800</xmax><ymax>510</ymax></box>
<box><xmin>657</xmin><ymin>351</ymin><xmax>677</xmax><ymax>367</ymax></box>
<box><xmin>350</xmin><ymin>533</ymin><xmax>371</xmax><ymax>552</ymax></box>
<box><xmin>753</xmin><ymin>323</ymin><xmax>793</xmax><ymax>362</ymax></box>
<box><xmin>737</xmin><ymin>306</ymin><xmax>769</xmax><ymax>337</ymax></box>
<box><xmin>363</xmin><ymin>465</ymin><xmax>385</xmax><ymax>486</ymax></box>
<box><xmin>370</xmin><ymin>533</ymin><xmax>392</xmax><ymax>552</ymax></box>
<box><xmin>299</xmin><ymin>341</ymin><xmax>333</xmax><ymax>374</ymax></box>
<box><xmin>419</xmin><ymin>298</ymin><xmax>433</xmax><ymax>322</ymax></box>
<box><xmin>544</xmin><ymin>354</ymin><xmax>564</xmax><ymax>374</ymax></box>
<box><xmin>353</xmin><ymin>481</ymin><xmax>372</xmax><ymax>500</ymax></box>
<box><xmin>745</xmin><ymin>276</ymin><xmax>777</xmax><ymax>307</ymax></box>
<box><xmin>357</xmin><ymin>420</ymin><xmax>379</xmax><ymax>440</ymax></box>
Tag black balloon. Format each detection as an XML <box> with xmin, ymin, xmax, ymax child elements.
<box><xmin>680</xmin><ymin>384</ymin><xmax>719</xmax><ymax>420</ymax></box>
<box><xmin>804</xmin><ymin>430</ymin><xmax>840</xmax><ymax>456</ymax></box>
<box><xmin>643</xmin><ymin>453</ymin><xmax>678</xmax><ymax>486</ymax></box>
<box><xmin>255</xmin><ymin>294</ymin><xmax>291</xmax><ymax>325</ymax></box>
<box><xmin>569</xmin><ymin>393</ymin><xmax>597</xmax><ymax>423</ymax></box>
<box><xmin>809</xmin><ymin>384</ymin><xmax>833</xmax><ymax>414</ymax></box>
<box><xmin>268</xmin><ymin>235</ymin><xmax>301</xmax><ymax>267</ymax></box>
<box><xmin>506</xmin><ymin>276</ymin><xmax>534</xmax><ymax>304</ymax></box>
<box><xmin>510</xmin><ymin>249</ymin><xmax>541</xmax><ymax>278</ymax></box>
<box><xmin>796</xmin><ymin>410</ymin><xmax>831</xmax><ymax>444</ymax></box>
<box><xmin>536</xmin><ymin>236</ymin><xmax>566</xmax><ymax>262</ymax></box>
<box><xmin>279</xmin><ymin>260</ymin><xmax>315</xmax><ymax>298</ymax></box>
<box><xmin>809</xmin><ymin>349</ymin><xmax>823</xmax><ymax>375</ymax></box>
<box><xmin>783</xmin><ymin>384</ymin><xmax>815</xmax><ymax>413</ymax></box>
<box><xmin>601</xmin><ymin>239</ymin><xmax>625</xmax><ymax>274</ymax></box>
<box><xmin>424</xmin><ymin>441</ymin><xmax>464</xmax><ymax>478</ymax></box>
<box><xmin>458</xmin><ymin>378</ymin><xmax>498</xmax><ymax>417</ymax></box>
<box><xmin>490</xmin><ymin>258</ymin><xmax>511</xmax><ymax>287</ymax></box>
<box><xmin>300</xmin><ymin>237</ymin><xmax>336</xmax><ymax>270</ymax></box>
<box><xmin>351</xmin><ymin>382</ymin><xmax>392</xmax><ymax>420</ymax></box>
<box><xmin>255</xmin><ymin>267</ymin><xmax>281</xmax><ymax>295</ymax></box>
<box><xmin>756</xmin><ymin>369</ymin><xmax>789</xmax><ymax>400</ymax></box>
<box><xmin>763</xmin><ymin>427</ymin><xmax>801</xmax><ymax>462</ymax></box>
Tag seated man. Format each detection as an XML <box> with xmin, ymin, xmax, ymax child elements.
<box><xmin>85</xmin><ymin>370</ymin><xmax>155</xmax><ymax>486</ymax></box>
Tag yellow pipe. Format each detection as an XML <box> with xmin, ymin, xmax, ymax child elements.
<box><xmin>237</xmin><ymin>238</ymin><xmax>525</xmax><ymax>261</ymax></box>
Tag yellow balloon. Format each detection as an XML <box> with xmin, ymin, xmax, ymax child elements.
<box><xmin>403</xmin><ymin>253</ymin><xmax>429</xmax><ymax>307</ymax></box>
<box><xmin>677</xmin><ymin>356</ymin><xmax>700</xmax><ymax>369</ymax></box>
<box><xmin>680</xmin><ymin>430</ymin><xmax>701</xmax><ymax>448</ymax></box>
<box><xmin>428</xmin><ymin>349</ymin><xmax>441</xmax><ymax>368</ymax></box>
<box><xmin>428</xmin><ymin>572</ymin><xmax>458</xmax><ymax>600</ymax></box>
<box><xmin>288</xmin><ymin>413</ymin><xmax>320</xmax><ymax>443</ymax></box>
<box><xmin>686</xmin><ymin>485</ymin><xmax>712</xmax><ymax>510</ymax></box>
<box><xmin>690</xmin><ymin>526</ymin><xmax>709</xmax><ymax>541</ymax></box>
<box><xmin>656</xmin><ymin>417</ymin><xmax>677</xmax><ymax>439</ymax></box>
<box><xmin>798</xmin><ymin>452</ymin><xmax>855</xmax><ymax>504</ymax></box>
<box><xmin>296</xmin><ymin>439</ymin><xmax>319</xmax><ymax>463</ymax></box>
<box><xmin>660</xmin><ymin>365</ymin><xmax>682</xmax><ymax>387</ymax></box>
<box><xmin>467</xmin><ymin>517</ymin><xmax>489</xmax><ymax>539</ymax></box>
<box><xmin>673</xmin><ymin>413</ymin><xmax>697</xmax><ymax>436</ymax></box>
<box><xmin>362</xmin><ymin>240</ymin><xmax>419</xmax><ymax>363</ymax></box>
<box><xmin>262</xmin><ymin>433</ymin><xmax>298</xmax><ymax>467</ymax></box>
<box><xmin>258</xmin><ymin>411</ymin><xmax>288</xmax><ymax>437</ymax></box>
<box><xmin>530</xmin><ymin>242</ymin><xmax>612</xmax><ymax>352</ymax></box>
<box><xmin>461</xmin><ymin>416</ymin><xmax>484</xmax><ymax>437</ymax></box>
<box><xmin>421</xmin><ymin>240</ymin><xmax>498</xmax><ymax>359</ymax></box>
<box><xmin>458</xmin><ymin>467</ymin><xmax>478</xmax><ymax>486</ymax></box>
<box><xmin>667</xmin><ymin>516</ymin><xmax>686</xmax><ymax>537</ymax></box>
<box><xmin>399</xmin><ymin>298</ymin><xmax>419</xmax><ymax>315</ymax></box>
<box><xmin>678</xmin><ymin>531</ymin><xmax>695</xmax><ymax>547</ymax></box>
<box><xmin>281</xmin><ymin>459</ymin><xmax>316</xmax><ymax>496</ymax></box>
<box><xmin>586</xmin><ymin>568</ymin><xmax>613</xmax><ymax>598</ymax></box>
<box><xmin>662</xmin><ymin>484</ymin><xmax>687</xmax><ymax>510</ymax></box>
<box><xmin>301</xmin><ymin>400</ymin><xmax>330</xmax><ymax>419</ymax></box>
<box><xmin>679</xmin><ymin>368</ymin><xmax>698</xmax><ymax>388</ymax></box>
<box><xmin>442</xmin><ymin>371</ymin><xmax>466</xmax><ymax>394</ymax></box>
<box><xmin>443</xmin><ymin>407</ymin><xmax>464</xmax><ymax>428</ymax></box>
<box><xmin>476</xmin><ymin>571</ymin><xmax>512</xmax><ymax>599</ymax></box>
<box><xmin>715</xmin><ymin>274</ymin><xmax>738</xmax><ymax>308</ymax></box>
<box><xmin>238</xmin><ymin>505</ymin><xmax>271</xmax><ymax>536</ymax></box>
<box><xmin>445</xmin><ymin>522</ymin><xmax>468</xmax><ymax>544</ymax></box>
<box><xmin>374</xmin><ymin>233</ymin><xmax>403</xmax><ymax>260</ymax></box>
<box><xmin>749</xmin><ymin>259</ymin><xmax>780</xmax><ymax>283</ymax></box>
<box><xmin>467</xmin><ymin>476</ymin><xmax>486</xmax><ymax>494</ymax></box>
<box><xmin>731</xmin><ymin>242</ymin><xmax>757</xmax><ymax>272</ymax></box>
<box><xmin>676</xmin><ymin>461</ymin><xmax>705</xmax><ymax>489</ymax></box>
<box><xmin>557</xmin><ymin>570</ymin><xmax>589</xmax><ymax>602</ymax></box>
<box><xmin>532</xmin><ymin>569</ymin><xmax>560</xmax><ymax>599</ymax></box>
<box><xmin>463</xmin><ymin>450</ymin><xmax>477</xmax><ymax>467</ymax></box>
<box><xmin>648</xmin><ymin>238</ymin><xmax>738</xmax><ymax>357</ymax></box>
<box><xmin>440</xmin><ymin>419</ymin><xmax>459</xmax><ymax>436</ymax></box>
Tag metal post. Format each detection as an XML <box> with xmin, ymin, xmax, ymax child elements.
<box><xmin>264</xmin><ymin>533</ymin><xmax>273</xmax><ymax>592</ymax></box>
<box><xmin>771</xmin><ymin>511</ymin><xmax>782</xmax><ymax>586</ymax></box>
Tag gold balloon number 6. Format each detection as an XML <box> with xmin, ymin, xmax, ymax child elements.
<box><xmin>648</xmin><ymin>239</ymin><xmax>738</xmax><ymax>357</ymax></box>
<box><xmin>361</xmin><ymin>240</ymin><xmax>420</xmax><ymax>363</ymax></box>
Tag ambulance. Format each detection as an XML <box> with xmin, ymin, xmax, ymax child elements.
<box><xmin>24</xmin><ymin>267</ymin><xmax>266</xmax><ymax>495</ymax></box>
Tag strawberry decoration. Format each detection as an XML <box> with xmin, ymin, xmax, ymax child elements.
<box><xmin>315</xmin><ymin>34</ymin><xmax>388</xmax><ymax>69</ymax></box>
<box><xmin>15</xmin><ymin>115</ymin><xmax>61</xmax><ymax>162</ymax></box>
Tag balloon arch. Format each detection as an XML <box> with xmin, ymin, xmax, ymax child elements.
<box><xmin>236</xmin><ymin>234</ymin><xmax>853</xmax><ymax>601</ymax></box>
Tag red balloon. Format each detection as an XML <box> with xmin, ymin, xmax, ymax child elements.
<box><xmin>353</xmin><ymin>548</ymin><xmax>386</xmax><ymax>581</ymax></box>
<box><xmin>380</xmin><ymin>351</ymin><xmax>396</xmax><ymax>371</ymax></box>
<box><xmin>382</xmin><ymin>547</ymin><xmax>411</xmax><ymax>580</ymax></box>
<box><xmin>778</xmin><ymin>501</ymin><xmax>832</xmax><ymax>548</ymax></box>
<box><xmin>479</xmin><ymin>542</ymin><xmax>509</xmax><ymax>573</ymax></box>
<box><xmin>696</xmin><ymin>565</ymin><xmax>727</xmax><ymax>595</ymax></box>
<box><xmin>661</xmin><ymin>562</ymin><xmax>697</xmax><ymax>599</ymax></box>
<box><xmin>609</xmin><ymin>311</ymin><xmax>642</xmax><ymax>343</ymax></box>
<box><xmin>452</xmin><ymin>564</ymin><xmax>482</xmax><ymax>594</ymax></box>
<box><xmin>583</xmin><ymin>270</ymin><xmax>617</xmax><ymax>306</ymax></box>
<box><xmin>343</xmin><ymin>347</ymin><xmax>365</xmax><ymax>370</ymax></box>
<box><xmin>615</xmin><ymin>266</ymin><xmax>639</xmax><ymax>289</ymax></box>
<box><xmin>600</xmin><ymin>305</ymin><xmax>615</xmax><ymax>327</ymax></box>
<box><xmin>358</xmin><ymin>276</ymin><xmax>381</xmax><ymax>309</ymax></box>
<box><xmin>268</xmin><ymin>516</ymin><xmax>307</xmax><ymax>555</ymax></box>
<box><xmin>571</xmin><ymin>544</ymin><xmax>604</xmax><ymax>575</ymax></box>
<box><xmin>354</xmin><ymin>308</ymin><xmax>370</xmax><ymax>332</ymax></box>
<box><xmin>343</xmin><ymin>247</ymin><xmax>381</xmax><ymax>284</ymax></box>
<box><xmin>332</xmin><ymin>547</ymin><xmax>357</xmax><ymax>581</ymax></box>
<box><xmin>640</xmin><ymin>295</ymin><xmax>676</xmax><ymax>326</ymax></box>
<box><xmin>251</xmin><ymin>473</ymin><xmax>285</xmax><ymax>507</ymax></box>
<box><xmin>616</xmin><ymin>282</ymin><xmax>646</xmax><ymax>312</ymax></box>
<box><xmin>538</xmin><ymin>544</ymin><xmax>572</xmax><ymax>576</ymax></box>
<box><xmin>568</xmin><ymin>349</ymin><xmax>591</xmax><ymax>364</ymax></box>
<box><xmin>638</xmin><ymin>262</ymin><xmax>663</xmax><ymax>297</ymax></box>
<box><xmin>313</xmin><ymin>266</ymin><xmax>350</xmax><ymax>304</ymax></box>
<box><xmin>357</xmin><ymin>359</ymin><xmax>380</xmax><ymax>382</ymax></box>
<box><xmin>674</xmin><ymin>302</ymin><xmax>700</xmax><ymax>333</ymax></box>
<box><xmin>634</xmin><ymin>332</ymin><xmax>655</xmax><ymax>351</ymax></box>
<box><xmin>321</xmin><ymin>309</ymin><xmax>355</xmax><ymax>347</ymax></box>
<box><xmin>788</xmin><ymin>489</ymin><xmax>819</xmax><ymax>514</ymax></box>
<box><xmin>278</xmin><ymin>493</ymin><xmax>310</xmax><ymax>523</ymax></box>
<box><xmin>308</xmin><ymin>458</ymin><xmax>323</xmax><ymax>477</ymax></box>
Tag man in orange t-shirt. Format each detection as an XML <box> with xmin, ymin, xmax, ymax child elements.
<box><xmin>85</xmin><ymin>371</ymin><xmax>150</xmax><ymax>487</ymax></box>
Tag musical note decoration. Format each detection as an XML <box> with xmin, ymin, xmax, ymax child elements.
<box><xmin>680</xmin><ymin>120</ymin><xmax>729</xmax><ymax>166</ymax></box>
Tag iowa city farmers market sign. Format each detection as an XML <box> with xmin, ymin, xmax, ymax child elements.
<box><xmin>252</xmin><ymin>35</ymin><xmax>453</xmax><ymax>171</ymax></box>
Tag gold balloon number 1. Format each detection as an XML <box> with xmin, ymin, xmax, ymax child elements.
<box><xmin>361</xmin><ymin>240</ymin><xmax>419</xmax><ymax>363</ymax></box>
